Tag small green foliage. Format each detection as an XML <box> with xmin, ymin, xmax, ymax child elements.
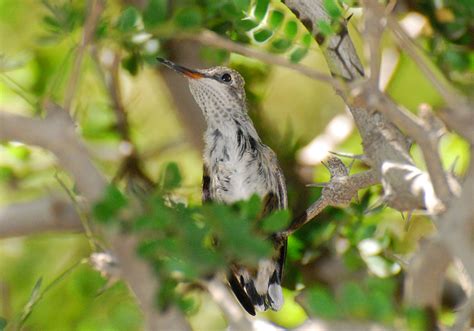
<box><xmin>253</xmin><ymin>29</ymin><xmax>273</xmax><ymax>42</ymax></box>
<box><xmin>301</xmin><ymin>32</ymin><xmax>313</xmax><ymax>47</ymax></box>
<box><xmin>174</xmin><ymin>7</ymin><xmax>203</xmax><ymax>29</ymax></box>
<box><xmin>316</xmin><ymin>19</ymin><xmax>334</xmax><ymax>37</ymax></box>
<box><xmin>254</xmin><ymin>0</ymin><xmax>270</xmax><ymax>21</ymax></box>
<box><xmin>233</xmin><ymin>0</ymin><xmax>251</xmax><ymax>12</ymax></box>
<box><xmin>0</xmin><ymin>317</ymin><xmax>6</xmax><ymax>331</ymax></box>
<box><xmin>284</xmin><ymin>20</ymin><xmax>298</xmax><ymax>40</ymax></box>
<box><xmin>93</xmin><ymin>185</ymin><xmax>128</xmax><ymax>224</ymax></box>
<box><xmin>117</xmin><ymin>7</ymin><xmax>140</xmax><ymax>32</ymax></box>
<box><xmin>261</xmin><ymin>209</ymin><xmax>291</xmax><ymax>232</ymax></box>
<box><xmin>268</xmin><ymin>10</ymin><xmax>284</xmax><ymax>29</ymax></box>
<box><xmin>121</xmin><ymin>52</ymin><xmax>142</xmax><ymax>76</ymax></box>
<box><xmin>289</xmin><ymin>47</ymin><xmax>308</xmax><ymax>63</ymax></box>
<box><xmin>323</xmin><ymin>0</ymin><xmax>343</xmax><ymax>19</ymax></box>
<box><xmin>236</xmin><ymin>18</ymin><xmax>259</xmax><ymax>31</ymax></box>
<box><xmin>271</xmin><ymin>38</ymin><xmax>292</xmax><ymax>53</ymax></box>
<box><xmin>142</xmin><ymin>0</ymin><xmax>168</xmax><ymax>28</ymax></box>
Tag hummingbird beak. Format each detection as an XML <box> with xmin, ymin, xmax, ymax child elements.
<box><xmin>157</xmin><ymin>57</ymin><xmax>205</xmax><ymax>79</ymax></box>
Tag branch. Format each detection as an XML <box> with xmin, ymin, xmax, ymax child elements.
<box><xmin>282</xmin><ymin>0</ymin><xmax>434</xmax><ymax>212</ymax></box>
<box><xmin>0</xmin><ymin>105</ymin><xmax>190</xmax><ymax>330</ymax></box>
<box><xmin>63</xmin><ymin>0</ymin><xmax>105</xmax><ymax>111</ymax></box>
<box><xmin>192</xmin><ymin>30</ymin><xmax>341</xmax><ymax>88</ymax></box>
<box><xmin>0</xmin><ymin>197</ymin><xmax>82</xmax><ymax>239</ymax></box>
<box><xmin>283</xmin><ymin>157</ymin><xmax>379</xmax><ymax>236</ymax></box>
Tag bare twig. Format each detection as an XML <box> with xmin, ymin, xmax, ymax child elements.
<box><xmin>0</xmin><ymin>106</ymin><xmax>190</xmax><ymax>330</ymax></box>
<box><xmin>192</xmin><ymin>30</ymin><xmax>342</xmax><ymax>89</ymax></box>
<box><xmin>366</xmin><ymin>91</ymin><xmax>455</xmax><ymax>209</ymax></box>
<box><xmin>63</xmin><ymin>0</ymin><xmax>105</xmax><ymax>112</ymax></box>
<box><xmin>283</xmin><ymin>158</ymin><xmax>379</xmax><ymax>236</ymax></box>
<box><xmin>383</xmin><ymin>8</ymin><xmax>472</xmax><ymax>114</ymax></box>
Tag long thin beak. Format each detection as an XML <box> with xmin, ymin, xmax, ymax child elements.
<box><xmin>156</xmin><ymin>57</ymin><xmax>205</xmax><ymax>79</ymax></box>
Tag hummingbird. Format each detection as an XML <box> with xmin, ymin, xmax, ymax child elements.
<box><xmin>157</xmin><ymin>57</ymin><xmax>287</xmax><ymax>315</ymax></box>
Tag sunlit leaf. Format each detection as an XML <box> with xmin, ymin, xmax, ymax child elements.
<box><xmin>289</xmin><ymin>47</ymin><xmax>308</xmax><ymax>63</ymax></box>
<box><xmin>253</xmin><ymin>28</ymin><xmax>273</xmax><ymax>42</ymax></box>
<box><xmin>323</xmin><ymin>0</ymin><xmax>342</xmax><ymax>19</ymax></box>
<box><xmin>236</xmin><ymin>18</ymin><xmax>259</xmax><ymax>31</ymax></box>
<box><xmin>254</xmin><ymin>0</ymin><xmax>270</xmax><ymax>21</ymax></box>
<box><xmin>268</xmin><ymin>10</ymin><xmax>284</xmax><ymax>29</ymax></box>
<box><xmin>284</xmin><ymin>20</ymin><xmax>298</xmax><ymax>39</ymax></box>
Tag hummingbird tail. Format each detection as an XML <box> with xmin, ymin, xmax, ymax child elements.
<box><xmin>228</xmin><ymin>240</ymin><xmax>286</xmax><ymax>314</ymax></box>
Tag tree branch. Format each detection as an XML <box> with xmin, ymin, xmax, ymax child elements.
<box><xmin>0</xmin><ymin>197</ymin><xmax>82</xmax><ymax>239</ymax></box>
<box><xmin>0</xmin><ymin>105</ymin><xmax>190</xmax><ymax>330</ymax></box>
<box><xmin>63</xmin><ymin>0</ymin><xmax>105</xmax><ymax>112</ymax></box>
<box><xmin>283</xmin><ymin>158</ymin><xmax>379</xmax><ymax>236</ymax></box>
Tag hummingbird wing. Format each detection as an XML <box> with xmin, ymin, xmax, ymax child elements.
<box><xmin>230</xmin><ymin>164</ymin><xmax>288</xmax><ymax>314</ymax></box>
<box><xmin>202</xmin><ymin>164</ymin><xmax>212</xmax><ymax>203</ymax></box>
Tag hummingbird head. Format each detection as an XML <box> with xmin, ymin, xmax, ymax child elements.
<box><xmin>157</xmin><ymin>58</ymin><xmax>247</xmax><ymax>121</ymax></box>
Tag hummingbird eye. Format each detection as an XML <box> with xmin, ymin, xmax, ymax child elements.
<box><xmin>221</xmin><ymin>73</ymin><xmax>232</xmax><ymax>82</ymax></box>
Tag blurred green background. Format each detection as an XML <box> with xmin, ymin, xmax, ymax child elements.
<box><xmin>0</xmin><ymin>0</ymin><xmax>472</xmax><ymax>330</ymax></box>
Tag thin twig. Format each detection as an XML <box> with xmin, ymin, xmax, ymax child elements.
<box><xmin>192</xmin><ymin>30</ymin><xmax>344</xmax><ymax>90</ymax></box>
<box><xmin>63</xmin><ymin>0</ymin><xmax>105</xmax><ymax>112</ymax></box>
<box><xmin>282</xmin><ymin>159</ymin><xmax>379</xmax><ymax>236</ymax></box>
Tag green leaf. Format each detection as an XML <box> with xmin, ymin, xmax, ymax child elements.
<box><xmin>261</xmin><ymin>209</ymin><xmax>291</xmax><ymax>232</ymax></box>
<box><xmin>271</xmin><ymin>38</ymin><xmax>292</xmax><ymax>52</ymax></box>
<box><xmin>287</xmin><ymin>235</ymin><xmax>304</xmax><ymax>261</ymax></box>
<box><xmin>174</xmin><ymin>7</ymin><xmax>202</xmax><ymax>29</ymax></box>
<box><xmin>284</xmin><ymin>20</ymin><xmax>298</xmax><ymax>39</ymax></box>
<box><xmin>122</xmin><ymin>52</ymin><xmax>141</xmax><ymax>76</ymax></box>
<box><xmin>316</xmin><ymin>20</ymin><xmax>334</xmax><ymax>37</ymax></box>
<box><xmin>143</xmin><ymin>0</ymin><xmax>167</xmax><ymax>28</ymax></box>
<box><xmin>233</xmin><ymin>0</ymin><xmax>250</xmax><ymax>12</ymax></box>
<box><xmin>307</xmin><ymin>286</ymin><xmax>340</xmax><ymax>319</ymax></box>
<box><xmin>268</xmin><ymin>10</ymin><xmax>284</xmax><ymax>29</ymax></box>
<box><xmin>323</xmin><ymin>0</ymin><xmax>342</xmax><ymax>19</ymax></box>
<box><xmin>233</xmin><ymin>0</ymin><xmax>250</xmax><ymax>11</ymax></box>
<box><xmin>161</xmin><ymin>162</ymin><xmax>182</xmax><ymax>190</ymax></box>
<box><xmin>236</xmin><ymin>18</ymin><xmax>259</xmax><ymax>31</ymax></box>
<box><xmin>301</xmin><ymin>32</ymin><xmax>313</xmax><ymax>47</ymax></box>
<box><xmin>253</xmin><ymin>29</ymin><xmax>273</xmax><ymax>42</ymax></box>
<box><xmin>289</xmin><ymin>47</ymin><xmax>308</xmax><ymax>63</ymax></box>
<box><xmin>93</xmin><ymin>185</ymin><xmax>128</xmax><ymax>223</ymax></box>
<box><xmin>117</xmin><ymin>7</ymin><xmax>140</xmax><ymax>32</ymax></box>
<box><xmin>254</xmin><ymin>0</ymin><xmax>270</xmax><ymax>21</ymax></box>
<box><xmin>0</xmin><ymin>317</ymin><xmax>6</xmax><ymax>331</ymax></box>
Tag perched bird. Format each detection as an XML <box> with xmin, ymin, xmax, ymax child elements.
<box><xmin>157</xmin><ymin>58</ymin><xmax>287</xmax><ymax>315</ymax></box>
